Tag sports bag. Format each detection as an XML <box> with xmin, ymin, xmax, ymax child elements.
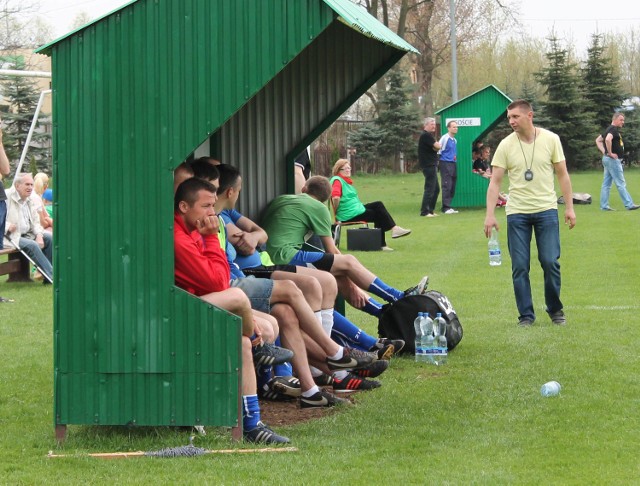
<box><xmin>377</xmin><ymin>290</ymin><xmax>463</xmax><ymax>354</ymax></box>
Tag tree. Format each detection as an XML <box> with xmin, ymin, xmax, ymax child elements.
<box><xmin>621</xmin><ymin>103</ymin><xmax>640</xmax><ymax>164</ymax></box>
<box><xmin>375</xmin><ymin>68</ymin><xmax>421</xmax><ymax>166</ymax></box>
<box><xmin>347</xmin><ymin>124</ymin><xmax>386</xmax><ymax>172</ymax></box>
<box><xmin>0</xmin><ymin>0</ymin><xmax>43</xmax><ymax>49</ymax></box>
<box><xmin>535</xmin><ymin>35</ymin><xmax>597</xmax><ymax>170</ymax></box>
<box><xmin>582</xmin><ymin>34</ymin><xmax>626</xmax><ymax>130</ymax></box>
<box><xmin>0</xmin><ymin>59</ymin><xmax>52</xmax><ymax>173</ymax></box>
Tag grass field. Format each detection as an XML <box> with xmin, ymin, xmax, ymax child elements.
<box><xmin>1</xmin><ymin>169</ymin><xmax>639</xmax><ymax>484</ymax></box>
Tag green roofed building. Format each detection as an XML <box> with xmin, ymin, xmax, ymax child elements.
<box><xmin>36</xmin><ymin>0</ymin><xmax>417</xmax><ymax>440</ymax></box>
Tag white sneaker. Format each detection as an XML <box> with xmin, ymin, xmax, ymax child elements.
<box><xmin>444</xmin><ymin>208</ymin><xmax>459</xmax><ymax>214</ymax></box>
<box><xmin>391</xmin><ymin>227</ymin><xmax>411</xmax><ymax>238</ymax></box>
<box><xmin>381</xmin><ymin>246</ymin><xmax>394</xmax><ymax>251</ymax></box>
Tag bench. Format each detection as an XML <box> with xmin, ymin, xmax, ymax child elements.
<box><xmin>0</xmin><ymin>248</ymin><xmax>32</xmax><ymax>281</ymax></box>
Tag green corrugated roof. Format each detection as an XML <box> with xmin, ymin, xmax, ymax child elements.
<box><xmin>36</xmin><ymin>1</ymin><xmax>138</xmax><ymax>56</ymax></box>
<box><xmin>324</xmin><ymin>0</ymin><xmax>418</xmax><ymax>53</ymax></box>
<box><xmin>37</xmin><ymin>0</ymin><xmax>417</xmax><ymax>57</ymax></box>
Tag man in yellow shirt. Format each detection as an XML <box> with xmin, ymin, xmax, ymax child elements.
<box><xmin>484</xmin><ymin>100</ymin><xmax>576</xmax><ymax>327</ymax></box>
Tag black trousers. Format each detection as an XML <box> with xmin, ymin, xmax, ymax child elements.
<box><xmin>420</xmin><ymin>166</ymin><xmax>440</xmax><ymax>215</ymax></box>
<box><xmin>439</xmin><ymin>161</ymin><xmax>457</xmax><ymax>211</ymax></box>
<box><xmin>344</xmin><ymin>201</ymin><xmax>395</xmax><ymax>246</ymax></box>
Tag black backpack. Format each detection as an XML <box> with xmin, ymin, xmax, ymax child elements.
<box><xmin>378</xmin><ymin>290</ymin><xmax>463</xmax><ymax>355</ymax></box>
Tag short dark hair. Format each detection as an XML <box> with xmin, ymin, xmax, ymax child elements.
<box><xmin>174</xmin><ymin>177</ymin><xmax>216</xmax><ymax>211</ymax></box>
<box><xmin>216</xmin><ymin>164</ymin><xmax>241</xmax><ymax>195</ymax></box>
<box><xmin>191</xmin><ymin>159</ymin><xmax>220</xmax><ymax>182</ymax></box>
<box><xmin>507</xmin><ymin>99</ymin><xmax>533</xmax><ymax>112</ymax></box>
<box><xmin>304</xmin><ymin>176</ymin><xmax>331</xmax><ymax>202</ymax></box>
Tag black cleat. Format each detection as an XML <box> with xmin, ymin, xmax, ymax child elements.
<box><xmin>252</xmin><ymin>342</ymin><xmax>294</xmax><ymax>366</ymax></box>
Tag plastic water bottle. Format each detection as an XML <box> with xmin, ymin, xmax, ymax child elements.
<box><xmin>420</xmin><ymin>313</ymin><xmax>435</xmax><ymax>364</ymax></box>
<box><xmin>414</xmin><ymin>312</ymin><xmax>424</xmax><ymax>362</ymax></box>
<box><xmin>540</xmin><ymin>381</ymin><xmax>561</xmax><ymax>397</ymax></box>
<box><xmin>433</xmin><ymin>313</ymin><xmax>448</xmax><ymax>366</ymax></box>
<box><xmin>488</xmin><ymin>227</ymin><xmax>502</xmax><ymax>266</ymax></box>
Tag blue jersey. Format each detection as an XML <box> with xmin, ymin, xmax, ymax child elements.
<box><xmin>438</xmin><ymin>134</ymin><xmax>457</xmax><ymax>163</ymax></box>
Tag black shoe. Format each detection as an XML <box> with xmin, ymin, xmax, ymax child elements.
<box><xmin>376</xmin><ymin>343</ymin><xmax>394</xmax><ymax>360</ymax></box>
<box><xmin>268</xmin><ymin>376</ymin><xmax>301</xmax><ymax>397</ymax></box>
<box><xmin>549</xmin><ymin>310</ymin><xmax>566</xmax><ymax>326</ymax></box>
<box><xmin>243</xmin><ymin>421</ymin><xmax>290</xmax><ymax>444</ymax></box>
<box><xmin>628</xmin><ymin>204</ymin><xmax>640</xmax><ymax>211</ymax></box>
<box><xmin>372</xmin><ymin>338</ymin><xmax>405</xmax><ymax>355</ymax></box>
<box><xmin>332</xmin><ymin>373</ymin><xmax>381</xmax><ymax>393</ymax></box>
<box><xmin>518</xmin><ymin>318</ymin><xmax>534</xmax><ymax>327</ymax></box>
<box><xmin>252</xmin><ymin>342</ymin><xmax>294</xmax><ymax>366</ymax></box>
<box><xmin>326</xmin><ymin>347</ymin><xmax>376</xmax><ymax>371</ymax></box>
<box><xmin>300</xmin><ymin>389</ymin><xmax>350</xmax><ymax>408</ymax></box>
<box><xmin>313</xmin><ymin>373</ymin><xmax>335</xmax><ymax>387</ymax></box>
<box><xmin>352</xmin><ymin>359</ymin><xmax>389</xmax><ymax>378</ymax></box>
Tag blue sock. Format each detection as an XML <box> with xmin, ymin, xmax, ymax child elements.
<box><xmin>256</xmin><ymin>365</ymin><xmax>272</xmax><ymax>391</ymax></box>
<box><xmin>242</xmin><ymin>394</ymin><xmax>261</xmax><ymax>431</ymax></box>
<box><xmin>331</xmin><ymin>310</ymin><xmax>377</xmax><ymax>351</ymax></box>
<box><xmin>362</xmin><ymin>297</ymin><xmax>384</xmax><ymax>317</ymax></box>
<box><xmin>368</xmin><ymin>277</ymin><xmax>404</xmax><ymax>303</ymax></box>
<box><xmin>274</xmin><ymin>361</ymin><xmax>293</xmax><ymax>377</ymax></box>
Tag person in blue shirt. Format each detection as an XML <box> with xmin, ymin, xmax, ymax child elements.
<box><xmin>438</xmin><ymin>121</ymin><xmax>459</xmax><ymax>214</ymax></box>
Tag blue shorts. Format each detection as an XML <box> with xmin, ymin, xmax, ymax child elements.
<box><xmin>230</xmin><ymin>276</ymin><xmax>274</xmax><ymax>313</ymax></box>
<box><xmin>289</xmin><ymin>250</ymin><xmax>334</xmax><ymax>272</ymax></box>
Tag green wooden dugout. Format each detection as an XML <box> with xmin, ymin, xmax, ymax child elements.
<box><xmin>36</xmin><ymin>0</ymin><xmax>417</xmax><ymax>440</ymax></box>
<box><xmin>435</xmin><ymin>85</ymin><xmax>512</xmax><ymax>208</ymax></box>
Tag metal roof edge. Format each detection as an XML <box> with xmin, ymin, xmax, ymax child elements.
<box><xmin>323</xmin><ymin>0</ymin><xmax>418</xmax><ymax>54</ymax></box>
<box><xmin>35</xmin><ymin>0</ymin><xmax>139</xmax><ymax>56</ymax></box>
<box><xmin>435</xmin><ymin>84</ymin><xmax>512</xmax><ymax>115</ymax></box>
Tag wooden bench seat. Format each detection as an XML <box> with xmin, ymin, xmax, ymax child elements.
<box><xmin>0</xmin><ymin>247</ymin><xmax>32</xmax><ymax>281</ymax></box>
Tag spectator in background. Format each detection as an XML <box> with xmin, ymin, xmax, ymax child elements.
<box><xmin>32</xmin><ymin>172</ymin><xmax>53</xmax><ymax>233</ymax></box>
<box><xmin>330</xmin><ymin>159</ymin><xmax>410</xmax><ymax>251</ymax></box>
<box><xmin>0</xmin><ymin>120</ymin><xmax>13</xmax><ymax>303</ymax></box>
<box><xmin>595</xmin><ymin>112</ymin><xmax>640</xmax><ymax>211</ymax></box>
<box><xmin>3</xmin><ymin>172</ymin><xmax>53</xmax><ymax>283</ymax></box>
<box><xmin>418</xmin><ymin>117</ymin><xmax>441</xmax><ymax>217</ymax></box>
<box><xmin>438</xmin><ymin>121</ymin><xmax>459</xmax><ymax>214</ymax></box>
<box><xmin>42</xmin><ymin>189</ymin><xmax>54</xmax><ymax>219</ymax></box>
<box><xmin>473</xmin><ymin>146</ymin><xmax>492</xmax><ymax>178</ymax></box>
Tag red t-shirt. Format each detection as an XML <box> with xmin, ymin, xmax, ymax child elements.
<box><xmin>174</xmin><ymin>213</ymin><xmax>230</xmax><ymax>296</ymax></box>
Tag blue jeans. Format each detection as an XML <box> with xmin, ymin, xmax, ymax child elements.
<box><xmin>0</xmin><ymin>200</ymin><xmax>6</xmax><ymax>250</ymax></box>
<box><xmin>600</xmin><ymin>156</ymin><xmax>635</xmax><ymax>209</ymax></box>
<box><xmin>19</xmin><ymin>233</ymin><xmax>53</xmax><ymax>281</ymax></box>
<box><xmin>507</xmin><ymin>209</ymin><xmax>562</xmax><ymax>322</ymax></box>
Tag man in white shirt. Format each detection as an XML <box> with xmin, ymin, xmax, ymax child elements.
<box><xmin>3</xmin><ymin>172</ymin><xmax>53</xmax><ymax>282</ymax></box>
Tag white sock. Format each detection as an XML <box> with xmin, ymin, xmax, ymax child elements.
<box><xmin>301</xmin><ymin>385</ymin><xmax>321</xmax><ymax>398</ymax></box>
<box><xmin>321</xmin><ymin>308</ymin><xmax>334</xmax><ymax>336</ymax></box>
<box><xmin>309</xmin><ymin>366</ymin><xmax>323</xmax><ymax>378</ymax></box>
<box><xmin>329</xmin><ymin>347</ymin><xmax>344</xmax><ymax>361</ymax></box>
<box><xmin>333</xmin><ymin>370</ymin><xmax>348</xmax><ymax>380</ymax></box>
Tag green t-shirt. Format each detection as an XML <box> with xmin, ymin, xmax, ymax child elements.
<box><xmin>491</xmin><ymin>127</ymin><xmax>564</xmax><ymax>215</ymax></box>
<box><xmin>261</xmin><ymin>193</ymin><xmax>332</xmax><ymax>264</ymax></box>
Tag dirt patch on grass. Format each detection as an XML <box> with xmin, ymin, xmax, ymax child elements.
<box><xmin>259</xmin><ymin>393</ymin><xmax>355</xmax><ymax>427</ymax></box>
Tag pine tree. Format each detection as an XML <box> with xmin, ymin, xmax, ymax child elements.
<box><xmin>581</xmin><ymin>34</ymin><xmax>626</xmax><ymax>130</ymax></box>
<box><xmin>374</xmin><ymin>69</ymin><xmax>421</xmax><ymax>166</ymax></box>
<box><xmin>347</xmin><ymin>123</ymin><xmax>386</xmax><ymax>169</ymax></box>
<box><xmin>0</xmin><ymin>59</ymin><xmax>52</xmax><ymax>173</ymax></box>
<box><xmin>621</xmin><ymin>103</ymin><xmax>640</xmax><ymax>164</ymax></box>
<box><xmin>535</xmin><ymin>36</ymin><xmax>598</xmax><ymax>170</ymax></box>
